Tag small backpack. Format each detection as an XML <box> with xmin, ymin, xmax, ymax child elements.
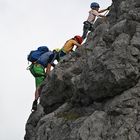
<box><xmin>27</xmin><ymin>46</ymin><xmax>49</xmax><ymax>63</ymax></box>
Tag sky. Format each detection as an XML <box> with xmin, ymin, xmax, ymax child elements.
<box><xmin>0</xmin><ymin>0</ymin><xmax>112</xmax><ymax>140</ymax></box>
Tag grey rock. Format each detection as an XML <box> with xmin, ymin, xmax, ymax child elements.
<box><xmin>131</xmin><ymin>23</ymin><xmax>140</xmax><ymax>49</ymax></box>
<box><xmin>24</xmin><ymin>0</ymin><xmax>140</xmax><ymax>140</ymax></box>
<box><xmin>78</xmin><ymin>111</ymin><xmax>107</xmax><ymax>140</ymax></box>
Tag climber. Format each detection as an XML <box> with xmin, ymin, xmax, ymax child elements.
<box><xmin>82</xmin><ymin>2</ymin><xmax>111</xmax><ymax>40</ymax></box>
<box><xmin>59</xmin><ymin>35</ymin><xmax>83</xmax><ymax>59</ymax></box>
<box><xmin>30</xmin><ymin>49</ymin><xmax>59</xmax><ymax>111</ymax></box>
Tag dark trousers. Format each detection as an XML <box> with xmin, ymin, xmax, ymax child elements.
<box><xmin>59</xmin><ymin>50</ymin><xmax>66</xmax><ymax>60</ymax></box>
<box><xmin>82</xmin><ymin>21</ymin><xmax>93</xmax><ymax>40</ymax></box>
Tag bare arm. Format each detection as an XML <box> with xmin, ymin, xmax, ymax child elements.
<box><xmin>75</xmin><ymin>42</ymin><xmax>81</xmax><ymax>48</ymax></box>
<box><xmin>98</xmin><ymin>14</ymin><xmax>106</xmax><ymax>18</ymax></box>
<box><xmin>46</xmin><ymin>63</ymin><xmax>52</xmax><ymax>74</ymax></box>
<box><xmin>98</xmin><ymin>8</ymin><xmax>108</xmax><ymax>13</ymax></box>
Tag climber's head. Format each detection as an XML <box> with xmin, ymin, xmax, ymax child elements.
<box><xmin>53</xmin><ymin>48</ymin><xmax>60</xmax><ymax>62</ymax></box>
<box><xmin>90</xmin><ymin>2</ymin><xmax>100</xmax><ymax>10</ymax></box>
<box><xmin>53</xmin><ymin>48</ymin><xmax>60</xmax><ymax>53</ymax></box>
<box><xmin>74</xmin><ymin>35</ymin><xmax>83</xmax><ymax>44</ymax></box>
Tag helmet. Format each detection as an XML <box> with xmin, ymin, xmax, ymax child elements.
<box><xmin>74</xmin><ymin>35</ymin><xmax>83</xmax><ymax>44</ymax></box>
<box><xmin>53</xmin><ymin>48</ymin><xmax>60</xmax><ymax>52</ymax></box>
<box><xmin>90</xmin><ymin>2</ymin><xmax>100</xmax><ymax>9</ymax></box>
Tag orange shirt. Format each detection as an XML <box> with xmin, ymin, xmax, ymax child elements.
<box><xmin>62</xmin><ymin>39</ymin><xmax>78</xmax><ymax>53</ymax></box>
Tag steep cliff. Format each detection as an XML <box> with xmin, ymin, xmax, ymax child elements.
<box><xmin>24</xmin><ymin>0</ymin><xmax>140</xmax><ymax>140</ymax></box>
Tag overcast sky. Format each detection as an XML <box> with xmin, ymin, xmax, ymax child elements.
<box><xmin>0</xmin><ymin>0</ymin><xmax>112</xmax><ymax>140</ymax></box>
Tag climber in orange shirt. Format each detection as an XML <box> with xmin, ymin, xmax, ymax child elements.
<box><xmin>59</xmin><ymin>35</ymin><xmax>83</xmax><ymax>58</ymax></box>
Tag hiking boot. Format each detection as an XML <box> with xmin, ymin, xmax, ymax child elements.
<box><xmin>31</xmin><ymin>100</ymin><xmax>38</xmax><ymax>112</ymax></box>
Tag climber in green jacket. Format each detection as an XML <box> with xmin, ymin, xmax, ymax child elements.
<box><xmin>30</xmin><ymin>49</ymin><xmax>59</xmax><ymax>112</ymax></box>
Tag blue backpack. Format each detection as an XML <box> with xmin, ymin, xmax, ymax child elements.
<box><xmin>27</xmin><ymin>46</ymin><xmax>49</xmax><ymax>62</ymax></box>
<box><xmin>37</xmin><ymin>51</ymin><xmax>53</xmax><ymax>67</ymax></box>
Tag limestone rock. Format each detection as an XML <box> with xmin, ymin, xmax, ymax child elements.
<box><xmin>24</xmin><ymin>0</ymin><xmax>140</xmax><ymax>140</ymax></box>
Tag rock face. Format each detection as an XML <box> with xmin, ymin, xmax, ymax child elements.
<box><xmin>24</xmin><ymin>0</ymin><xmax>140</xmax><ymax>140</ymax></box>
